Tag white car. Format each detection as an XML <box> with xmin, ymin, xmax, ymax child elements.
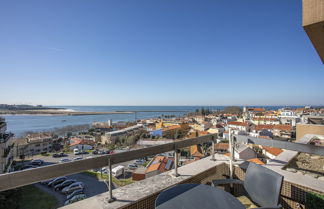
<box><xmin>128</xmin><ymin>164</ymin><xmax>138</xmax><ymax>170</ymax></box>
<box><xmin>62</xmin><ymin>182</ymin><xmax>84</xmax><ymax>194</ymax></box>
<box><xmin>73</xmin><ymin>148</ymin><xmax>80</xmax><ymax>155</ymax></box>
<box><xmin>64</xmin><ymin>194</ymin><xmax>87</xmax><ymax>205</ymax></box>
<box><xmin>96</xmin><ymin>167</ymin><xmax>108</xmax><ymax>174</ymax></box>
<box><xmin>59</xmin><ymin>158</ymin><xmax>71</xmax><ymax>163</ymax></box>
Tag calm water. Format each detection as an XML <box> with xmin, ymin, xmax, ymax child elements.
<box><xmin>2</xmin><ymin>105</ymin><xmax>302</xmax><ymax>136</ymax></box>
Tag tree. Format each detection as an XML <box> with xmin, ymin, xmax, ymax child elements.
<box><xmin>19</xmin><ymin>154</ymin><xmax>25</xmax><ymax>163</ymax></box>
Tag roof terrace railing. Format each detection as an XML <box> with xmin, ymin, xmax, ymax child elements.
<box><xmin>1</xmin><ymin>132</ymin><xmax>324</xmax><ymax>203</ymax></box>
<box><xmin>0</xmin><ymin>134</ymin><xmax>217</xmax><ymax>193</ymax></box>
<box><xmin>233</xmin><ymin>134</ymin><xmax>324</xmax><ymax>156</ymax></box>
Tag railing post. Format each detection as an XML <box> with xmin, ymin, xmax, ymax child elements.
<box><xmin>173</xmin><ymin>148</ymin><xmax>180</xmax><ymax>177</ymax></box>
<box><xmin>107</xmin><ymin>158</ymin><xmax>116</xmax><ymax>203</ymax></box>
<box><xmin>228</xmin><ymin>128</ymin><xmax>234</xmax><ymax>193</ymax></box>
<box><xmin>210</xmin><ymin>135</ymin><xmax>216</xmax><ymax>161</ymax></box>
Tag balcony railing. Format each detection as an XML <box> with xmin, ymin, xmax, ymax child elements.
<box><xmin>0</xmin><ymin>134</ymin><xmax>217</xmax><ymax>192</ymax></box>
<box><xmin>0</xmin><ymin>132</ymin><xmax>323</xmax><ymax>209</ymax></box>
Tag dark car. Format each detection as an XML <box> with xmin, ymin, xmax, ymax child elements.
<box><xmin>54</xmin><ymin>179</ymin><xmax>77</xmax><ymax>191</ymax></box>
<box><xmin>59</xmin><ymin>152</ymin><xmax>66</xmax><ymax>157</ymax></box>
<box><xmin>40</xmin><ymin>179</ymin><xmax>53</xmax><ymax>185</ymax></box>
<box><xmin>52</xmin><ymin>153</ymin><xmax>59</xmax><ymax>158</ymax></box>
<box><xmin>48</xmin><ymin>176</ymin><xmax>67</xmax><ymax>187</ymax></box>
<box><xmin>66</xmin><ymin>189</ymin><xmax>84</xmax><ymax>200</ymax></box>
<box><xmin>21</xmin><ymin>165</ymin><xmax>37</xmax><ymax>170</ymax></box>
<box><xmin>31</xmin><ymin>159</ymin><xmax>44</xmax><ymax>166</ymax></box>
<box><xmin>92</xmin><ymin>150</ymin><xmax>98</xmax><ymax>155</ymax></box>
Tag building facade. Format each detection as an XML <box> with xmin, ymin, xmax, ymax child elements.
<box><xmin>0</xmin><ymin>117</ymin><xmax>14</xmax><ymax>174</ymax></box>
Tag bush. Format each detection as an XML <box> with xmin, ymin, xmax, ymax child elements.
<box><xmin>0</xmin><ymin>188</ymin><xmax>21</xmax><ymax>209</ymax></box>
<box><xmin>306</xmin><ymin>192</ymin><xmax>324</xmax><ymax>209</ymax></box>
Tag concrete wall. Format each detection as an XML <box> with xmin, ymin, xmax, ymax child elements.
<box><xmin>303</xmin><ymin>0</ymin><xmax>324</xmax><ymax>63</ymax></box>
<box><xmin>303</xmin><ymin>0</ymin><xmax>324</xmax><ymax>26</ymax></box>
<box><xmin>296</xmin><ymin>124</ymin><xmax>324</xmax><ymax>140</ymax></box>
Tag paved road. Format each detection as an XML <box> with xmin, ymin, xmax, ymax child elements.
<box><xmin>28</xmin><ymin>152</ymin><xmax>137</xmax><ymax>171</ymax></box>
<box><xmin>35</xmin><ymin>173</ymin><xmax>108</xmax><ymax>207</ymax></box>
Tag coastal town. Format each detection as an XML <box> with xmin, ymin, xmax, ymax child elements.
<box><xmin>1</xmin><ymin>0</ymin><xmax>324</xmax><ymax>208</ymax></box>
<box><xmin>1</xmin><ymin>105</ymin><xmax>324</xmax><ymax>207</ymax></box>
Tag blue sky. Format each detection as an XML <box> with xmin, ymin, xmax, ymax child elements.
<box><xmin>0</xmin><ymin>0</ymin><xmax>323</xmax><ymax>106</ymax></box>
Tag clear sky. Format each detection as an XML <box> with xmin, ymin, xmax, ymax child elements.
<box><xmin>0</xmin><ymin>0</ymin><xmax>323</xmax><ymax>106</ymax></box>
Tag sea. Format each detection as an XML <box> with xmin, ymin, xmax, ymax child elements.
<box><xmin>2</xmin><ymin>105</ymin><xmax>305</xmax><ymax>137</ymax></box>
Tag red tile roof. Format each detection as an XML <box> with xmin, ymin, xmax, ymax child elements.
<box><xmin>248</xmin><ymin>108</ymin><xmax>265</xmax><ymax>112</ymax></box>
<box><xmin>146</xmin><ymin>156</ymin><xmax>174</xmax><ymax>173</ymax></box>
<box><xmin>259</xmin><ymin>135</ymin><xmax>272</xmax><ymax>139</ymax></box>
<box><xmin>252</xmin><ymin>118</ymin><xmax>277</xmax><ymax>121</ymax></box>
<box><xmin>254</xmin><ymin>124</ymin><xmax>292</xmax><ymax>132</ymax></box>
<box><xmin>215</xmin><ymin>143</ymin><xmax>229</xmax><ymax>150</ymax></box>
<box><xmin>69</xmin><ymin>138</ymin><xmax>95</xmax><ymax>147</ymax></box>
<box><xmin>190</xmin><ymin>145</ymin><xmax>204</xmax><ymax>158</ymax></box>
<box><xmin>263</xmin><ymin>146</ymin><xmax>283</xmax><ymax>156</ymax></box>
<box><xmin>247</xmin><ymin>158</ymin><xmax>265</xmax><ymax>165</ymax></box>
<box><xmin>198</xmin><ymin>131</ymin><xmax>209</xmax><ymax>136</ymax></box>
<box><xmin>273</xmin><ymin>124</ymin><xmax>292</xmax><ymax>131</ymax></box>
<box><xmin>254</xmin><ymin>125</ymin><xmax>275</xmax><ymax>131</ymax></box>
<box><xmin>228</xmin><ymin>121</ymin><xmax>249</xmax><ymax>126</ymax></box>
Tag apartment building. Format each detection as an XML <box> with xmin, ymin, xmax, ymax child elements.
<box><xmin>14</xmin><ymin>133</ymin><xmax>54</xmax><ymax>157</ymax></box>
<box><xmin>103</xmin><ymin>124</ymin><xmax>144</xmax><ymax>144</ymax></box>
<box><xmin>0</xmin><ymin>117</ymin><xmax>14</xmax><ymax>174</ymax></box>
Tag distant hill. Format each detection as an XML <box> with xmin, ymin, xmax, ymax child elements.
<box><xmin>0</xmin><ymin>104</ymin><xmax>60</xmax><ymax>111</ymax></box>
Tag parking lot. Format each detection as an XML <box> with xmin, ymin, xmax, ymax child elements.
<box><xmin>35</xmin><ymin>173</ymin><xmax>108</xmax><ymax>207</ymax></box>
<box><xmin>17</xmin><ymin>150</ymin><xmax>150</xmax><ymax>206</ymax></box>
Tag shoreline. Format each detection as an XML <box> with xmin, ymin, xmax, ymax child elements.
<box><xmin>0</xmin><ymin>110</ymin><xmax>135</xmax><ymax>116</ymax></box>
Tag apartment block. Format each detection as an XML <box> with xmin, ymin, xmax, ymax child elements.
<box><xmin>0</xmin><ymin>117</ymin><xmax>14</xmax><ymax>174</ymax></box>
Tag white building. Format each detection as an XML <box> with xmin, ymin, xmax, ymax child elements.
<box><xmin>234</xmin><ymin>143</ymin><xmax>257</xmax><ymax>160</ymax></box>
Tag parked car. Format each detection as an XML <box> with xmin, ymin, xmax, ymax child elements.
<box><xmin>21</xmin><ymin>165</ymin><xmax>37</xmax><ymax>170</ymax></box>
<box><xmin>66</xmin><ymin>189</ymin><xmax>84</xmax><ymax>200</ymax></box>
<box><xmin>54</xmin><ymin>179</ymin><xmax>77</xmax><ymax>191</ymax></box>
<box><xmin>92</xmin><ymin>150</ymin><xmax>98</xmax><ymax>155</ymax></box>
<box><xmin>96</xmin><ymin>167</ymin><xmax>108</xmax><ymax>174</ymax></box>
<box><xmin>52</xmin><ymin>152</ymin><xmax>66</xmax><ymax>158</ymax></box>
<box><xmin>48</xmin><ymin>176</ymin><xmax>67</xmax><ymax>187</ymax></box>
<box><xmin>52</xmin><ymin>153</ymin><xmax>59</xmax><ymax>158</ymax></box>
<box><xmin>30</xmin><ymin>159</ymin><xmax>44</xmax><ymax>166</ymax></box>
<box><xmin>134</xmin><ymin>159</ymin><xmax>145</xmax><ymax>165</ymax></box>
<box><xmin>40</xmin><ymin>179</ymin><xmax>53</xmax><ymax>185</ymax></box>
<box><xmin>73</xmin><ymin>157</ymin><xmax>83</xmax><ymax>161</ymax></box>
<box><xmin>64</xmin><ymin>194</ymin><xmax>87</xmax><ymax>205</ymax></box>
<box><xmin>59</xmin><ymin>158</ymin><xmax>71</xmax><ymax>163</ymax></box>
<box><xmin>127</xmin><ymin>164</ymin><xmax>138</xmax><ymax>170</ymax></box>
<box><xmin>62</xmin><ymin>182</ymin><xmax>84</xmax><ymax>194</ymax></box>
<box><xmin>111</xmin><ymin>165</ymin><xmax>124</xmax><ymax>177</ymax></box>
<box><xmin>74</xmin><ymin>149</ymin><xmax>80</xmax><ymax>155</ymax></box>
<box><xmin>101</xmin><ymin>150</ymin><xmax>110</xmax><ymax>154</ymax></box>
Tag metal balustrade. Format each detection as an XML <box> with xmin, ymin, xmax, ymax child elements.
<box><xmin>1</xmin><ymin>131</ymin><xmax>324</xmax><ymax>205</ymax></box>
